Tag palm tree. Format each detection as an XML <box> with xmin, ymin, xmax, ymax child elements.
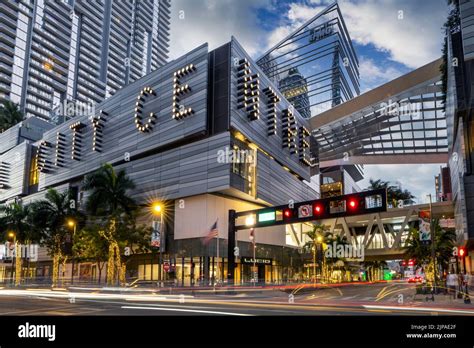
<box><xmin>363</xmin><ymin>260</ymin><xmax>387</xmax><ymax>282</ymax></box>
<box><xmin>366</xmin><ymin>179</ymin><xmax>415</xmax><ymax>207</ymax></box>
<box><xmin>83</xmin><ymin>163</ymin><xmax>136</xmax><ymax>285</ymax></box>
<box><xmin>303</xmin><ymin>224</ymin><xmax>326</xmax><ymax>283</ymax></box>
<box><xmin>322</xmin><ymin>231</ymin><xmax>351</xmax><ymax>282</ymax></box>
<box><xmin>0</xmin><ymin>202</ymin><xmax>37</xmax><ymax>285</ymax></box>
<box><xmin>0</xmin><ymin>101</ymin><xmax>24</xmax><ymax>132</ymax></box>
<box><xmin>30</xmin><ymin>189</ymin><xmax>77</xmax><ymax>287</ymax></box>
<box><xmin>404</xmin><ymin>221</ymin><xmax>456</xmax><ymax>283</ymax></box>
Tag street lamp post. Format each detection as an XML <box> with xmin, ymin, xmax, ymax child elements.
<box><xmin>315</xmin><ymin>234</ymin><xmax>323</xmax><ymax>286</ymax></box>
<box><xmin>152</xmin><ymin>203</ymin><xmax>163</xmax><ymax>284</ymax></box>
<box><xmin>246</xmin><ymin>216</ymin><xmax>256</xmax><ymax>286</ymax></box>
<box><xmin>68</xmin><ymin>220</ymin><xmax>77</xmax><ymax>285</ymax></box>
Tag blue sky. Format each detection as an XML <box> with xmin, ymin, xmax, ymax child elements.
<box><xmin>169</xmin><ymin>0</ymin><xmax>450</xmax><ymax>202</ymax></box>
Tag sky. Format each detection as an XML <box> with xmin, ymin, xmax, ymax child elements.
<box><xmin>168</xmin><ymin>0</ymin><xmax>450</xmax><ymax>203</ymax></box>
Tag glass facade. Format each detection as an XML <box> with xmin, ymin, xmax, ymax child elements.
<box><xmin>257</xmin><ymin>2</ymin><xmax>360</xmax><ymax>118</ymax></box>
<box><xmin>0</xmin><ymin>0</ymin><xmax>171</xmax><ymax>124</ymax></box>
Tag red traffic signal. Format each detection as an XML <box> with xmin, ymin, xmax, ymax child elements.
<box><xmin>313</xmin><ymin>204</ymin><xmax>323</xmax><ymax>214</ymax></box>
<box><xmin>459</xmin><ymin>247</ymin><xmax>466</xmax><ymax>257</ymax></box>
<box><xmin>348</xmin><ymin>199</ymin><xmax>357</xmax><ymax>209</ymax></box>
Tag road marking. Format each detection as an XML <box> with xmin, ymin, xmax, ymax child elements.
<box><xmin>363</xmin><ymin>305</ymin><xmax>474</xmax><ymax>315</ymax></box>
<box><xmin>121</xmin><ymin>305</ymin><xmax>253</xmax><ymax>316</ymax></box>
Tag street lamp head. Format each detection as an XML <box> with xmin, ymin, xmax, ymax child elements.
<box><xmin>245</xmin><ymin>215</ymin><xmax>255</xmax><ymax>226</ymax></box>
<box><xmin>7</xmin><ymin>231</ymin><xmax>15</xmax><ymax>238</ymax></box>
<box><xmin>316</xmin><ymin>235</ymin><xmax>323</xmax><ymax>243</ymax></box>
<box><xmin>152</xmin><ymin>202</ymin><xmax>162</xmax><ymax>215</ymax></box>
<box><xmin>67</xmin><ymin>219</ymin><xmax>75</xmax><ymax>228</ymax></box>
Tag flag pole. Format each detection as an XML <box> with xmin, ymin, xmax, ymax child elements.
<box><xmin>215</xmin><ymin>218</ymin><xmax>219</xmax><ymax>290</ymax></box>
<box><xmin>216</xmin><ymin>234</ymin><xmax>219</xmax><ymax>286</ymax></box>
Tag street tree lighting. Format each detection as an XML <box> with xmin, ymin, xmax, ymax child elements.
<box><xmin>7</xmin><ymin>231</ymin><xmax>16</xmax><ymax>285</ymax></box>
<box><xmin>67</xmin><ymin>219</ymin><xmax>77</xmax><ymax>285</ymax></box>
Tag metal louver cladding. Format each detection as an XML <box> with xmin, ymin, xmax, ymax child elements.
<box><xmin>0</xmin><ymin>162</ymin><xmax>10</xmax><ymax>189</ymax></box>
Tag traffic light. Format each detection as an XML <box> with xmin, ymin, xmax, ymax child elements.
<box><xmin>348</xmin><ymin>198</ymin><xmax>358</xmax><ymax>209</ymax></box>
<box><xmin>459</xmin><ymin>247</ymin><xmax>466</xmax><ymax>258</ymax></box>
<box><xmin>313</xmin><ymin>203</ymin><xmax>323</xmax><ymax>215</ymax></box>
<box><xmin>283</xmin><ymin>208</ymin><xmax>293</xmax><ymax>219</ymax></box>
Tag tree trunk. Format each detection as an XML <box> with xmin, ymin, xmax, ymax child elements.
<box><xmin>52</xmin><ymin>252</ymin><xmax>60</xmax><ymax>287</ymax></box>
<box><xmin>15</xmin><ymin>243</ymin><xmax>21</xmax><ymax>286</ymax></box>
<box><xmin>97</xmin><ymin>261</ymin><xmax>104</xmax><ymax>284</ymax></box>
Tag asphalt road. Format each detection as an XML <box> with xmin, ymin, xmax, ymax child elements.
<box><xmin>0</xmin><ymin>282</ymin><xmax>473</xmax><ymax>316</ymax></box>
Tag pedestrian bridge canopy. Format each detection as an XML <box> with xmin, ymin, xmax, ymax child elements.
<box><xmin>310</xmin><ymin>58</ymin><xmax>448</xmax><ymax>167</ymax></box>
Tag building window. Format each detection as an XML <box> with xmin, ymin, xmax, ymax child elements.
<box><xmin>231</xmin><ymin>141</ymin><xmax>257</xmax><ymax>197</ymax></box>
<box><xmin>29</xmin><ymin>151</ymin><xmax>39</xmax><ymax>186</ymax></box>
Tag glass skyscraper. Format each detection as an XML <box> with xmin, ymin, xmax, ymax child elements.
<box><xmin>257</xmin><ymin>2</ymin><xmax>359</xmax><ymax>118</ymax></box>
<box><xmin>0</xmin><ymin>0</ymin><xmax>170</xmax><ymax>123</ymax></box>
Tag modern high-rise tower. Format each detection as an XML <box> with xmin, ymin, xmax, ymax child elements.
<box><xmin>0</xmin><ymin>0</ymin><xmax>170</xmax><ymax>123</ymax></box>
<box><xmin>257</xmin><ymin>2</ymin><xmax>359</xmax><ymax>118</ymax></box>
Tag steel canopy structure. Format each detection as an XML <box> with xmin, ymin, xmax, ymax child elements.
<box><xmin>310</xmin><ymin>58</ymin><xmax>449</xmax><ymax>166</ymax></box>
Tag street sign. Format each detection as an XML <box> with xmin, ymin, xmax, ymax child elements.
<box><xmin>419</xmin><ymin>210</ymin><xmax>431</xmax><ymax>243</ymax></box>
<box><xmin>298</xmin><ymin>204</ymin><xmax>312</xmax><ymax>218</ymax></box>
<box><xmin>257</xmin><ymin>211</ymin><xmax>276</xmax><ymax>223</ymax></box>
<box><xmin>163</xmin><ymin>262</ymin><xmax>170</xmax><ymax>272</ymax></box>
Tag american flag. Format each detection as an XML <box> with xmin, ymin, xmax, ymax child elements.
<box><xmin>203</xmin><ymin>219</ymin><xmax>218</xmax><ymax>245</ymax></box>
<box><xmin>249</xmin><ymin>228</ymin><xmax>255</xmax><ymax>245</ymax></box>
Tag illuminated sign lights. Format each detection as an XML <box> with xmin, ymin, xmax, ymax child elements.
<box><xmin>237</xmin><ymin>58</ymin><xmax>260</xmax><ymax>121</ymax></box>
<box><xmin>263</xmin><ymin>87</ymin><xmax>280</xmax><ymax>136</ymax></box>
<box><xmin>92</xmin><ymin>110</ymin><xmax>108</xmax><ymax>152</ymax></box>
<box><xmin>298</xmin><ymin>126</ymin><xmax>311</xmax><ymax>166</ymax></box>
<box><xmin>135</xmin><ymin>87</ymin><xmax>157</xmax><ymax>132</ymax></box>
<box><xmin>36</xmin><ymin>140</ymin><xmax>52</xmax><ymax>173</ymax></box>
<box><xmin>282</xmin><ymin>108</ymin><xmax>297</xmax><ymax>154</ymax></box>
<box><xmin>55</xmin><ymin>132</ymin><xmax>66</xmax><ymax>167</ymax></box>
<box><xmin>0</xmin><ymin>161</ymin><xmax>10</xmax><ymax>189</ymax></box>
<box><xmin>69</xmin><ymin>121</ymin><xmax>86</xmax><ymax>161</ymax></box>
<box><xmin>172</xmin><ymin>64</ymin><xmax>196</xmax><ymax>120</ymax></box>
<box><xmin>257</xmin><ymin>211</ymin><xmax>276</xmax><ymax>223</ymax></box>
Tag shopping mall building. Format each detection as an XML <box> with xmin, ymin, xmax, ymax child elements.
<box><xmin>0</xmin><ymin>38</ymin><xmax>320</xmax><ymax>285</ymax></box>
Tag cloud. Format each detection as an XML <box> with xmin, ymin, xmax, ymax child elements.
<box><xmin>359</xmin><ymin>164</ymin><xmax>443</xmax><ymax>204</ymax></box>
<box><xmin>338</xmin><ymin>0</ymin><xmax>447</xmax><ymax>69</ymax></box>
<box><xmin>169</xmin><ymin>0</ymin><xmax>272</xmax><ymax>59</ymax></box>
<box><xmin>267</xmin><ymin>0</ymin><xmax>447</xmax><ymax>69</ymax></box>
<box><xmin>265</xmin><ymin>3</ymin><xmax>327</xmax><ymax>51</ymax></box>
<box><xmin>359</xmin><ymin>57</ymin><xmax>404</xmax><ymax>92</ymax></box>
